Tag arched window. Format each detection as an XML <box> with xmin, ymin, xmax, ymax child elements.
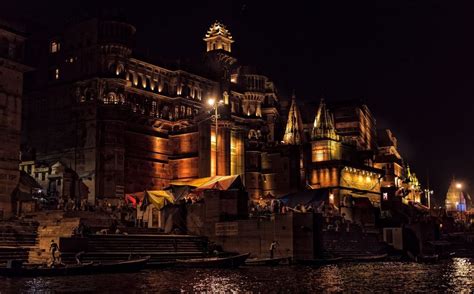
<box><xmin>182</xmin><ymin>85</ymin><xmax>190</xmax><ymax>97</ymax></box>
<box><xmin>162</xmin><ymin>83</ymin><xmax>169</xmax><ymax>95</ymax></box>
<box><xmin>175</xmin><ymin>106</ymin><xmax>179</xmax><ymax>120</ymax></box>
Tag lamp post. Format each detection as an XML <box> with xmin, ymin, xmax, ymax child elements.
<box><xmin>424</xmin><ymin>189</ymin><xmax>434</xmax><ymax>209</ymax></box>
<box><xmin>207</xmin><ymin>98</ymin><xmax>223</xmax><ymax>176</ymax></box>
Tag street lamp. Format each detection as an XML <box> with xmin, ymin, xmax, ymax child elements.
<box><xmin>424</xmin><ymin>189</ymin><xmax>434</xmax><ymax>209</ymax></box>
<box><xmin>207</xmin><ymin>98</ymin><xmax>223</xmax><ymax>176</ymax></box>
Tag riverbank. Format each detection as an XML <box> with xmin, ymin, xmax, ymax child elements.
<box><xmin>0</xmin><ymin>258</ymin><xmax>472</xmax><ymax>293</ymax></box>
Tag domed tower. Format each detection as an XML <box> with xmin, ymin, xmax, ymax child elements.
<box><xmin>282</xmin><ymin>93</ymin><xmax>304</xmax><ymax>145</ymax></box>
<box><xmin>311</xmin><ymin>99</ymin><xmax>342</xmax><ymax>162</ymax></box>
<box><xmin>204</xmin><ymin>21</ymin><xmax>234</xmax><ymax>52</ymax></box>
<box><xmin>203</xmin><ymin>21</ymin><xmax>237</xmax><ymax>84</ymax></box>
<box><xmin>98</xmin><ymin>17</ymin><xmax>136</xmax><ymax>77</ymax></box>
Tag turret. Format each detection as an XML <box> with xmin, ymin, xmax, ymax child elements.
<box><xmin>311</xmin><ymin>99</ymin><xmax>342</xmax><ymax>162</ymax></box>
<box><xmin>312</xmin><ymin>98</ymin><xmax>339</xmax><ymax>141</ymax></box>
<box><xmin>282</xmin><ymin>92</ymin><xmax>304</xmax><ymax>145</ymax></box>
<box><xmin>203</xmin><ymin>21</ymin><xmax>234</xmax><ymax>52</ymax></box>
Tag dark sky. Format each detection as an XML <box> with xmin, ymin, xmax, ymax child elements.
<box><xmin>3</xmin><ymin>0</ymin><xmax>474</xmax><ymax>205</ymax></box>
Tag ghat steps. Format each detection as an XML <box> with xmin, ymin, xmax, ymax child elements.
<box><xmin>60</xmin><ymin>234</ymin><xmax>208</xmax><ymax>264</ymax></box>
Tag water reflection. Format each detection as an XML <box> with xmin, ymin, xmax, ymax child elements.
<box><xmin>1</xmin><ymin>259</ymin><xmax>473</xmax><ymax>293</ymax></box>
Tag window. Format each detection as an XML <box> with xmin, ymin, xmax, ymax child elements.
<box><xmin>50</xmin><ymin>41</ymin><xmax>60</xmax><ymax>53</ymax></box>
<box><xmin>55</xmin><ymin>68</ymin><xmax>59</xmax><ymax>80</ymax></box>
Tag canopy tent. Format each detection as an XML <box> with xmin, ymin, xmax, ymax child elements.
<box><xmin>146</xmin><ymin>190</ymin><xmax>175</xmax><ymax>210</ymax></box>
<box><xmin>125</xmin><ymin>190</ymin><xmax>175</xmax><ymax>210</ymax></box>
<box><xmin>125</xmin><ymin>191</ymin><xmax>145</xmax><ymax>208</ymax></box>
<box><xmin>165</xmin><ymin>185</ymin><xmax>190</xmax><ymax>202</ymax></box>
<box><xmin>125</xmin><ymin>175</ymin><xmax>244</xmax><ymax>210</ymax></box>
<box><xmin>170</xmin><ymin>175</ymin><xmax>243</xmax><ymax>192</ymax></box>
<box><xmin>278</xmin><ymin>189</ymin><xmax>329</xmax><ymax>207</ymax></box>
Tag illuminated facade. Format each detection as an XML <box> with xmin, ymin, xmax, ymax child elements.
<box><xmin>445</xmin><ymin>179</ymin><xmax>466</xmax><ymax>212</ymax></box>
<box><xmin>374</xmin><ymin>129</ymin><xmax>404</xmax><ymax>188</ymax></box>
<box><xmin>306</xmin><ymin>99</ymin><xmax>383</xmax><ymax>212</ymax></box>
<box><xmin>22</xmin><ymin>17</ymin><xmax>290</xmax><ymax>204</ymax></box>
<box><xmin>0</xmin><ymin>19</ymin><xmax>30</xmax><ymax>217</ymax></box>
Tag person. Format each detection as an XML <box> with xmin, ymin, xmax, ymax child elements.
<box><xmin>75</xmin><ymin>251</ymin><xmax>85</xmax><ymax>265</ymax></box>
<box><xmin>269</xmin><ymin>240</ymin><xmax>278</xmax><ymax>259</ymax></box>
<box><xmin>50</xmin><ymin>240</ymin><xmax>59</xmax><ymax>265</ymax></box>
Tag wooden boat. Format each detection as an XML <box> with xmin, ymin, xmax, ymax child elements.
<box><xmin>349</xmin><ymin>254</ymin><xmax>388</xmax><ymax>262</ymax></box>
<box><xmin>0</xmin><ymin>257</ymin><xmax>149</xmax><ymax>277</ymax></box>
<box><xmin>245</xmin><ymin>257</ymin><xmax>287</xmax><ymax>266</ymax></box>
<box><xmin>176</xmin><ymin>253</ymin><xmax>250</xmax><ymax>268</ymax></box>
<box><xmin>295</xmin><ymin>257</ymin><xmax>343</xmax><ymax>266</ymax></box>
<box><xmin>92</xmin><ymin>256</ymin><xmax>150</xmax><ymax>273</ymax></box>
<box><xmin>0</xmin><ymin>262</ymin><xmax>94</xmax><ymax>277</ymax></box>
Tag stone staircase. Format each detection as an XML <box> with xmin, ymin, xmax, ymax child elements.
<box><xmin>60</xmin><ymin>234</ymin><xmax>208</xmax><ymax>264</ymax></box>
<box><xmin>24</xmin><ymin>211</ymin><xmax>80</xmax><ymax>264</ymax></box>
<box><xmin>0</xmin><ymin>220</ymin><xmax>39</xmax><ymax>264</ymax></box>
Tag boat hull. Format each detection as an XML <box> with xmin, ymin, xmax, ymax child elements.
<box><xmin>0</xmin><ymin>257</ymin><xmax>149</xmax><ymax>277</ymax></box>
<box><xmin>176</xmin><ymin>253</ymin><xmax>250</xmax><ymax>268</ymax></box>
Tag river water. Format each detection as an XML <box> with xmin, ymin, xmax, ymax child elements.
<box><xmin>0</xmin><ymin>258</ymin><xmax>473</xmax><ymax>293</ymax></box>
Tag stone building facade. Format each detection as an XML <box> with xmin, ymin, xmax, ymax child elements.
<box><xmin>0</xmin><ymin>19</ymin><xmax>30</xmax><ymax>217</ymax></box>
<box><xmin>23</xmin><ymin>17</ymin><xmax>292</xmax><ymax>205</ymax></box>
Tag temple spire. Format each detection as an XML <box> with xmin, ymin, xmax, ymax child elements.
<box><xmin>282</xmin><ymin>92</ymin><xmax>304</xmax><ymax>145</ymax></box>
<box><xmin>311</xmin><ymin>98</ymin><xmax>339</xmax><ymax>141</ymax></box>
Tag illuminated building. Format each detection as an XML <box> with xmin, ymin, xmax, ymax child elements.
<box><xmin>22</xmin><ymin>17</ymin><xmax>289</xmax><ymax>204</ymax></box>
<box><xmin>0</xmin><ymin>19</ymin><xmax>30</xmax><ymax>218</ymax></box>
<box><xmin>305</xmin><ymin>99</ymin><xmax>383</xmax><ymax>220</ymax></box>
<box><xmin>402</xmin><ymin>165</ymin><xmax>422</xmax><ymax>203</ymax></box>
<box><xmin>445</xmin><ymin>179</ymin><xmax>466</xmax><ymax>212</ymax></box>
<box><xmin>331</xmin><ymin>99</ymin><xmax>377</xmax><ymax>153</ymax></box>
<box><xmin>374</xmin><ymin>129</ymin><xmax>404</xmax><ymax>188</ymax></box>
<box><xmin>282</xmin><ymin>93</ymin><xmax>304</xmax><ymax>145</ymax></box>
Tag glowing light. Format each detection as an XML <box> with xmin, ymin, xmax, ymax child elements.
<box><xmin>456</xmin><ymin>183</ymin><xmax>462</xmax><ymax>189</ymax></box>
<box><xmin>207</xmin><ymin>98</ymin><xmax>215</xmax><ymax>106</ymax></box>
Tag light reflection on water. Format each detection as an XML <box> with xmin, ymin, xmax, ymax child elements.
<box><xmin>0</xmin><ymin>259</ymin><xmax>472</xmax><ymax>293</ymax></box>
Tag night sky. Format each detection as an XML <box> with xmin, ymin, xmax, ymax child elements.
<box><xmin>3</xmin><ymin>0</ymin><xmax>474</xmax><ymax>205</ymax></box>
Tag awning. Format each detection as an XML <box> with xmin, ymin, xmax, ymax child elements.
<box><xmin>146</xmin><ymin>190</ymin><xmax>175</xmax><ymax>210</ymax></box>
<box><xmin>170</xmin><ymin>175</ymin><xmax>243</xmax><ymax>192</ymax></box>
<box><xmin>125</xmin><ymin>190</ymin><xmax>175</xmax><ymax>210</ymax></box>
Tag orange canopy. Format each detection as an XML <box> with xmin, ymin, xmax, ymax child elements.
<box><xmin>170</xmin><ymin>175</ymin><xmax>243</xmax><ymax>191</ymax></box>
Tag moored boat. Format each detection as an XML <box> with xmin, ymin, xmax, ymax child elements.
<box><xmin>92</xmin><ymin>256</ymin><xmax>150</xmax><ymax>273</ymax></box>
<box><xmin>0</xmin><ymin>256</ymin><xmax>150</xmax><ymax>277</ymax></box>
<box><xmin>349</xmin><ymin>254</ymin><xmax>388</xmax><ymax>262</ymax></box>
<box><xmin>245</xmin><ymin>257</ymin><xmax>287</xmax><ymax>266</ymax></box>
<box><xmin>176</xmin><ymin>253</ymin><xmax>250</xmax><ymax>268</ymax></box>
